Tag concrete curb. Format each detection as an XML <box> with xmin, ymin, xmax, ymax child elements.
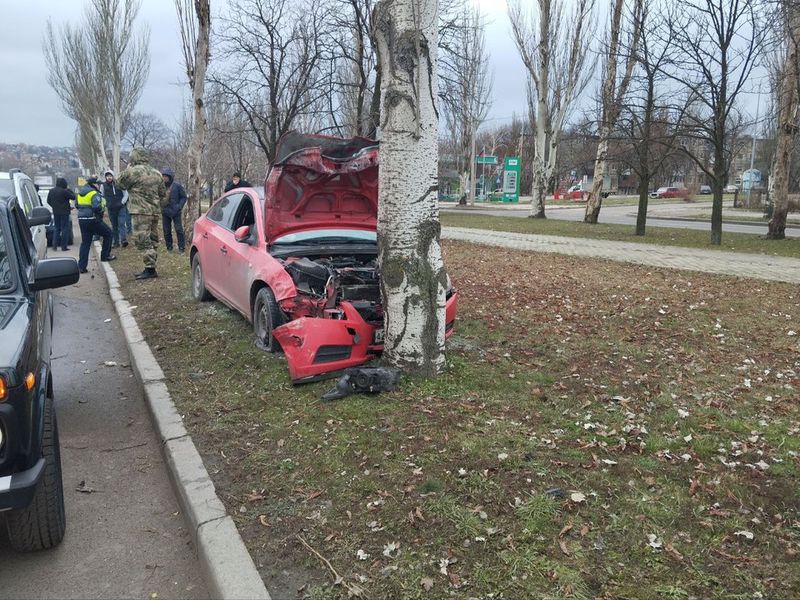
<box><xmin>92</xmin><ymin>243</ymin><xmax>270</xmax><ymax>600</ymax></box>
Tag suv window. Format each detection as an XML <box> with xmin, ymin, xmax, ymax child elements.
<box><xmin>22</xmin><ymin>180</ymin><xmax>42</xmax><ymax>213</ymax></box>
<box><xmin>0</xmin><ymin>222</ymin><xmax>12</xmax><ymax>292</ymax></box>
<box><xmin>8</xmin><ymin>203</ymin><xmax>34</xmax><ymax>275</ymax></box>
<box><xmin>207</xmin><ymin>193</ymin><xmax>243</xmax><ymax>230</ymax></box>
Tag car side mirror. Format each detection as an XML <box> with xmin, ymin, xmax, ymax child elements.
<box><xmin>30</xmin><ymin>257</ymin><xmax>80</xmax><ymax>291</ymax></box>
<box><xmin>28</xmin><ymin>206</ymin><xmax>51</xmax><ymax>227</ymax></box>
<box><xmin>234</xmin><ymin>225</ymin><xmax>252</xmax><ymax>244</ymax></box>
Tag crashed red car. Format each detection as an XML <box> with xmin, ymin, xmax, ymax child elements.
<box><xmin>189</xmin><ymin>132</ymin><xmax>459</xmax><ymax>382</ymax></box>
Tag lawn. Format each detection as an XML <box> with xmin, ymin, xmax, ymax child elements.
<box><xmin>440</xmin><ymin>212</ymin><xmax>800</xmax><ymax>258</ymax></box>
<box><xmin>114</xmin><ymin>244</ymin><xmax>799</xmax><ymax>599</ymax></box>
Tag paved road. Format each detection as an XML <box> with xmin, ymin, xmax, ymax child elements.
<box><xmin>442</xmin><ymin>201</ymin><xmax>800</xmax><ymax>237</ymax></box>
<box><xmin>0</xmin><ymin>240</ymin><xmax>206</xmax><ymax>599</ymax></box>
<box><xmin>442</xmin><ymin>225</ymin><xmax>800</xmax><ymax>284</ymax></box>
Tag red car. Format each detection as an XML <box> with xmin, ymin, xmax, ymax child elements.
<box><xmin>649</xmin><ymin>186</ymin><xmax>689</xmax><ymax>199</ymax></box>
<box><xmin>553</xmin><ymin>185</ymin><xmax>584</xmax><ymax>200</ymax></box>
<box><xmin>189</xmin><ymin>132</ymin><xmax>459</xmax><ymax>383</ymax></box>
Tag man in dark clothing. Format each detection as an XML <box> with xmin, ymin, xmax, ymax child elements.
<box><xmin>161</xmin><ymin>168</ymin><xmax>187</xmax><ymax>253</ymax></box>
<box><xmin>46</xmin><ymin>177</ymin><xmax>75</xmax><ymax>251</ymax></box>
<box><xmin>223</xmin><ymin>171</ymin><xmax>252</xmax><ymax>192</ymax></box>
<box><xmin>102</xmin><ymin>170</ymin><xmax>128</xmax><ymax>248</ymax></box>
<box><xmin>77</xmin><ymin>176</ymin><xmax>115</xmax><ymax>273</ymax></box>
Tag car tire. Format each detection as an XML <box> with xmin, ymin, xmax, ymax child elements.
<box><xmin>253</xmin><ymin>287</ymin><xmax>284</xmax><ymax>353</ymax></box>
<box><xmin>6</xmin><ymin>396</ymin><xmax>66</xmax><ymax>552</ymax></box>
<box><xmin>191</xmin><ymin>255</ymin><xmax>212</xmax><ymax>301</ymax></box>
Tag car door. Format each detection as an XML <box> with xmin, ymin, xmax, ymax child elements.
<box><xmin>224</xmin><ymin>192</ymin><xmax>260</xmax><ymax>316</ymax></box>
<box><xmin>19</xmin><ymin>179</ymin><xmax>47</xmax><ymax>259</ymax></box>
<box><xmin>202</xmin><ymin>192</ymin><xmax>243</xmax><ymax>305</ymax></box>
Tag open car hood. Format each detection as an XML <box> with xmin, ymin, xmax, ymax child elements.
<box><xmin>263</xmin><ymin>131</ymin><xmax>379</xmax><ymax>245</ymax></box>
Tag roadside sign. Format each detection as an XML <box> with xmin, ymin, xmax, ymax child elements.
<box><xmin>476</xmin><ymin>155</ymin><xmax>498</xmax><ymax>165</ymax></box>
<box><xmin>502</xmin><ymin>157</ymin><xmax>520</xmax><ymax>202</ymax></box>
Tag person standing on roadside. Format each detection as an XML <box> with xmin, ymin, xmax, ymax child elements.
<box><xmin>161</xmin><ymin>168</ymin><xmax>187</xmax><ymax>254</ymax></box>
<box><xmin>223</xmin><ymin>171</ymin><xmax>252</xmax><ymax>192</ymax></box>
<box><xmin>102</xmin><ymin>170</ymin><xmax>128</xmax><ymax>249</ymax></box>
<box><xmin>76</xmin><ymin>176</ymin><xmax>115</xmax><ymax>273</ymax></box>
<box><xmin>47</xmin><ymin>177</ymin><xmax>75</xmax><ymax>251</ymax></box>
<box><xmin>117</xmin><ymin>147</ymin><xmax>167</xmax><ymax>280</ymax></box>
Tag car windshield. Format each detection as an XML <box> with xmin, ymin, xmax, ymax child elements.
<box><xmin>0</xmin><ymin>225</ymin><xmax>13</xmax><ymax>292</ymax></box>
<box><xmin>272</xmin><ymin>229</ymin><xmax>377</xmax><ymax>245</ymax></box>
<box><xmin>0</xmin><ymin>180</ymin><xmax>13</xmax><ymax>196</ymax></box>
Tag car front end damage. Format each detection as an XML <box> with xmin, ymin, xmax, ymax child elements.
<box><xmin>271</xmin><ymin>255</ymin><xmax>458</xmax><ymax>383</ymax></box>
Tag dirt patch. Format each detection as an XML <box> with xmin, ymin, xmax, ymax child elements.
<box><xmin>114</xmin><ymin>242</ymin><xmax>800</xmax><ymax>598</ymax></box>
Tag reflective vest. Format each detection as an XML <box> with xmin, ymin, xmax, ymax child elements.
<box><xmin>77</xmin><ymin>189</ymin><xmax>106</xmax><ymax>211</ymax></box>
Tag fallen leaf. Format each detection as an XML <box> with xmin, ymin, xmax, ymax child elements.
<box><xmin>647</xmin><ymin>533</ymin><xmax>663</xmax><ymax>550</ymax></box>
<box><xmin>258</xmin><ymin>515</ymin><xmax>269</xmax><ymax>527</ymax></box>
<box><xmin>559</xmin><ymin>521</ymin><xmax>573</xmax><ymax>538</ymax></box>
<box><xmin>356</xmin><ymin>549</ymin><xmax>369</xmax><ymax>561</ymax></box>
<box><xmin>559</xmin><ymin>539</ymin><xmax>571</xmax><ymax>555</ymax></box>
<box><xmin>420</xmin><ymin>577</ymin><xmax>434</xmax><ymax>591</ymax></box>
<box><xmin>570</xmin><ymin>492</ymin><xmax>586</xmax><ymax>503</ymax></box>
<box><xmin>734</xmin><ymin>530</ymin><xmax>754</xmax><ymax>540</ymax></box>
<box><xmin>382</xmin><ymin>541</ymin><xmax>400</xmax><ymax>558</ymax></box>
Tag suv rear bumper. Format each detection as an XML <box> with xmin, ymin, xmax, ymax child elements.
<box><xmin>0</xmin><ymin>458</ymin><xmax>45</xmax><ymax>511</ymax></box>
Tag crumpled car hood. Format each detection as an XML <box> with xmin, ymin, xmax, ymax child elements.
<box><xmin>263</xmin><ymin>131</ymin><xmax>379</xmax><ymax>245</ymax></box>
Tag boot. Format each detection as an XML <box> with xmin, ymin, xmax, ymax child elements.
<box><xmin>135</xmin><ymin>268</ymin><xmax>158</xmax><ymax>280</ymax></box>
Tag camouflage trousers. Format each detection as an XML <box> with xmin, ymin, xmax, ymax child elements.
<box><xmin>132</xmin><ymin>214</ymin><xmax>159</xmax><ymax>269</ymax></box>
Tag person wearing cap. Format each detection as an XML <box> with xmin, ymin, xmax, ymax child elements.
<box><xmin>76</xmin><ymin>176</ymin><xmax>115</xmax><ymax>273</ymax></box>
<box><xmin>117</xmin><ymin>147</ymin><xmax>167</xmax><ymax>280</ymax></box>
<box><xmin>161</xmin><ymin>167</ymin><xmax>187</xmax><ymax>253</ymax></box>
<box><xmin>102</xmin><ymin>170</ymin><xmax>128</xmax><ymax>248</ymax></box>
<box><xmin>223</xmin><ymin>171</ymin><xmax>252</xmax><ymax>192</ymax></box>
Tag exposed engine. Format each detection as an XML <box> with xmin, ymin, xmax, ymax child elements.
<box><xmin>282</xmin><ymin>255</ymin><xmax>382</xmax><ymax>324</ymax></box>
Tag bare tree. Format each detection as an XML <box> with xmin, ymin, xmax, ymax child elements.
<box><xmin>124</xmin><ymin>112</ymin><xmax>170</xmax><ymax>151</ymax></box>
<box><xmin>509</xmin><ymin>0</ymin><xmax>596</xmax><ymax>218</ymax></box>
<box><xmin>175</xmin><ymin>0</ymin><xmax>210</xmax><ymax>235</ymax></box>
<box><xmin>583</xmin><ymin>0</ymin><xmax>643</xmax><ymax>223</ymax></box>
<box><xmin>768</xmin><ymin>0</ymin><xmax>800</xmax><ymax>239</ymax></box>
<box><xmin>374</xmin><ymin>0</ymin><xmax>447</xmax><ymax>375</ymax></box>
<box><xmin>44</xmin><ymin>0</ymin><xmax>149</xmax><ymax>174</ymax></box>
<box><xmin>440</xmin><ymin>5</ymin><xmax>492</xmax><ymax>204</ymax></box>
<box><xmin>664</xmin><ymin>0</ymin><xmax>767</xmax><ymax>245</ymax></box>
<box><xmin>211</xmin><ymin>0</ymin><xmax>332</xmax><ymax>163</ymax></box>
<box><xmin>44</xmin><ymin>22</ymin><xmax>108</xmax><ymax>172</ymax></box>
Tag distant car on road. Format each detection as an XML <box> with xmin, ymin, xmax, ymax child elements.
<box><xmin>0</xmin><ymin>170</ymin><xmax>48</xmax><ymax>258</ymax></box>
<box><xmin>0</xmin><ymin>193</ymin><xmax>80</xmax><ymax>551</ymax></box>
<box><xmin>650</xmin><ymin>186</ymin><xmax>689</xmax><ymax>199</ymax></box>
<box><xmin>724</xmin><ymin>184</ymin><xmax>739</xmax><ymax>193</ymax></box>
<box><xmin>553</xmin><ymin>185</ymin><xmax>584</xmax><ymax>201</ymax></box>
<box><xmin>699</xmin><ymin>185</ymin><xmax>712</xmax><ymax>194</ymax></box>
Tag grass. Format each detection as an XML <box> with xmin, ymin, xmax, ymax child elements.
<box><xmin>113</xmin><ymin>242</ymin><xmax>800</xmax><ymax>598</ymax></box>
<box><xmin>440</xmin><ymin>211</ymin><xmax>800</xmax><ymax>257</ymax></box>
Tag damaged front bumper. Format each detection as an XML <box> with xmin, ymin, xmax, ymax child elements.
<box><xmin>273</xmin><ymin>292</ymin><xmax>459</xmax><ymax>383</ymax></box>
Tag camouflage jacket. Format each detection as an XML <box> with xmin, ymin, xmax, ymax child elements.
<box><xmin>117</xmin><ymin>164</ymin><xmax>167</xmax><ymax>216</ymax></box>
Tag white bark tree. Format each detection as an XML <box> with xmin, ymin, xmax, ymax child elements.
<box><xmin>509</xmin><ymin>0</ymin><xmax>596</xmax><ymax>218</ymax></box>
<box><xmin>44</xmin><ymin>0</ymin><xmax>149</xmax><ymax>174</ymax></box>
<box><xmin>583</xmin><ymin>0</ymin><xmax>643</xmax><ymax>224</ymax></box>
<box><xmin>374</xmin><ymin>0</ymin><xmax>447</xmax><ymax>376</ymax></box>
<box><xmin>768</xmin><ymin>0</ymin><xmax>800</xmax><ymax>239</ymax></box>
<box><xmin>176</xmin><ymin>0</ymin><xmax>211</xmax><ymax>234</ymax></box>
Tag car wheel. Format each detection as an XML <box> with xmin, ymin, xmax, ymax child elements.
<box><xmin>253</xmin><ymin>287</ymin><xmax>284</xmax><ymax>353</ymax></box>
<box><xmin>6</xmin><ymin>397</ymin><xmax>66</xmax><ymax>552</ymax></box>
<box><xmin>191</xmin><ymin>255</ymin><xmax>212</xmax><ymax>301</ymax></box>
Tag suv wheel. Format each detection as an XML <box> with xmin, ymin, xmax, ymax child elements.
<box><xmin>191</xmin><ymin>255</ymin><xmax>212</xmax><ymax>301</ymax></box>
<box><xmin>6</xmin><ymin>397</ymin><xmax>66</xmax><ymax>552</ymax></box>
<box><xmin>253</xmin><ymin>287</ymin><xmax>284</xmax><ymax>352</ymax></box>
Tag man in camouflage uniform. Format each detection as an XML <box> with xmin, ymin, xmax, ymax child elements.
<box><xmin>118</xmin><ymin>147</ymin><xmax>167</xmax><ymax>280</ymax></box>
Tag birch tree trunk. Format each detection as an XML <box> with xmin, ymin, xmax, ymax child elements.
<box><xmin>374</xmin><ymin>0</ymin><xmax>446</xmax><ymax>376</ymax></box>
<box><xmin>178</xmin><ymin>0</ymin><xmax>211</xmax><ymax>237</ymax></box>
<box><xmin>768</xmin><ymin>2</ymin><xmax>800</xmax><ymax>240</ymax></box>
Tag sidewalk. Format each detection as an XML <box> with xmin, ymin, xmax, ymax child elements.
<box><xmin>441</xmin><ymin>226</ymin><xmax>800</xmax><ymax>284</ymax></box>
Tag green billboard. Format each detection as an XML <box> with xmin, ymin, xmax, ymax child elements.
<box><xmin>502</xmin><ymin>156</ymin><xmax>521</xmax><ymax>202</ymax></box>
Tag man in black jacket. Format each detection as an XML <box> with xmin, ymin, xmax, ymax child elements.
<box><xmin>46</xmin><ymin>177</ymin><xmax>75</xmax><ymax>251</ymax></box>
<box><xmin>102</xmin><ymin>170</ymin><xmax>128</xmax><ymax>248</ymax></box>
<box><xmin>223</xmin><ymin>171</ymin><xmax>252</xmax><ymax>192</ymax></box>
<box><xmin>161</xmin><ymin>168</ymin><xmax>187</xmax><ymax>253</ymax></box>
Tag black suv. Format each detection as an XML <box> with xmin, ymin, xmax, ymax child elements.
<box><xmin>0</xmin><ymin>194</ymin><xmax>79</xmax><ymax>551</ymax></box>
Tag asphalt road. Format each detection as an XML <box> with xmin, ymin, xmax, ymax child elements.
<box><xmin>0</xmin><ymin>239</ymin><xmax>206</xmax><ymax>599</ymax></box>
<box><xmin>443</xmin><ymin>201</ymin><xmax>800</xmax><ymax>237</ymax></box>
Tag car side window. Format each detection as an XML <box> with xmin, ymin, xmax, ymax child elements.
<box><xmin>207</xmin><ymin>193</ymin><xmax>243</xmax><ymax>230</ymax></box>
<box><xmin>23</xmin><ymin>180</ymin><xmax>42</xmax><ymax>211</ymax></box>
<box><xmin>17</xmin><ymin>179</ymin><xmax>34</xmax><ymax>217</ymax></box>
<box><xmin>231</xmin><ymin>195</ymin><xmax>256</xmax><ymax>231</ymax></box>
<box><xmin>8</xmin><ymin>203</ymin><xmax>34</xmax><ymax>273</ymax></box>
<box><xmin>0</xmin><ymin>222</ymin><xmax>12</xmax><ymax>292</ymax></box>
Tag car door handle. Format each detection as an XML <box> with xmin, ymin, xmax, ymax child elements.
<box><xmin>220</xmin><ymin>246</ymin><xmax>227</xmax><ymax>254</ymax></box>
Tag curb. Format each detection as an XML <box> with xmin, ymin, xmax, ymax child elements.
<box><xmin>92</xmin><ymin>243</ymin><xmax>270</xmax><ymax>600</ymax></box>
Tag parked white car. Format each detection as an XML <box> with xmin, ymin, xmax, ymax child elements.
<box><xmin>0</xmin><ymin>170</ymin><xmax>49</xmax><ymax>258</ymax></box>
<box><xmin>724</xmin><ymin>184</ymin><xmax>739</xmax><ymax>193</ymax></box>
